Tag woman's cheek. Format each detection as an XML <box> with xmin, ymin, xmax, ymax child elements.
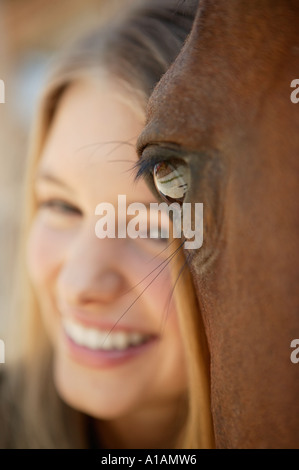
<box><xmin>27</xmin><ymin>218</ymin><xmax>71</xmax><ymax>289</ymax></box>
<box><xmin>128</xmin><ymin>243</ymin><xmax>178</xmax><ymax>324</ymax></box>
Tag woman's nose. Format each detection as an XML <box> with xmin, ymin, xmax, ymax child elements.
<box><xmin>56</xmin><ymin>224</ymin><xmax>126</xmax><ymax>307</ymax></box>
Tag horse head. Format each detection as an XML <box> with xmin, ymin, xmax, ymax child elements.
<box><xmin>137</xmin><ymin>0</ymin><xmax>299</xmax><ymax>448</ymax></box>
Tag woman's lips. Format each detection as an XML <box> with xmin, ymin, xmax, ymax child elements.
<box><xmin>61</xmin><ymin>316</ymin><xmax>157</xmax><ymax>368</ymax></box>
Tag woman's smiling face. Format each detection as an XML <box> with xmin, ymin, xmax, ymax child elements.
<box><xmin>27</xmin><ymin>79</ymin><xmax>188</xmax><ymax>422</ymax></box>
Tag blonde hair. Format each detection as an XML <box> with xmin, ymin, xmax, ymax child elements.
<box><xmin>1</xmin><ymin>0</ymin><xmax>214</xmax><ymax>448</ymax></box>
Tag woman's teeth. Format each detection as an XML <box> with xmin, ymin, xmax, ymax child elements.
<box><xmin>63</xmin><ymin>318</ymin><xmax>148</xmax><ymax>351</ymax></box>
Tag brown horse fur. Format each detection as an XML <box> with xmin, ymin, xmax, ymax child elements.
<box><xmin>137</xmin><ymin>0</ymin><xmax>299</xmax><ymax>448</ymax></box>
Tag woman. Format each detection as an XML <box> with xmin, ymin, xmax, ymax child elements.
<box><xmin>0</xmin><ymin>0</ymin><xmax>213</xmax><ymax>448</ymax></box>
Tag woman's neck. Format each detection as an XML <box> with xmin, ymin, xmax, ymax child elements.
<box><xmin>94</xmin><ymin>397</ymin><xmax>187</xmax><ymax>449</ymax></box>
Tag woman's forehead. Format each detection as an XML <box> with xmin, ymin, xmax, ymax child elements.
<box><xmin>38</xmin><ymin>80</ymin><xmax>146</xmax><ymax>182</ymax></box>
<box><xmin>44</xmin><ymin>80</ymin><xmax>144</xmax><ymax>153</ymax></box>
<box><xmin>34</xmin><ymin>80</ymin><xmax>157</xmax><ymax>208</ymax></box>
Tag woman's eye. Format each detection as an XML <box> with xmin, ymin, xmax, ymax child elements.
<box><xmin>38</xmin><ymin>199</ymin><xmax>81</xmax><ymax>216</ymax></box>
<box><xmin>153</xmin><ymin>161</ymin><xmax>190</xmax><ymax>204</ymax></box>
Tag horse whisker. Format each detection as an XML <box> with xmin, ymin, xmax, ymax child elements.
<box><xmin>102</xmin><ymin>239</ymin><xmax>185</xmax><ymax>343</ymax></box>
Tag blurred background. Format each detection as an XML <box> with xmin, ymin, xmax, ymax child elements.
<box><xmin>0</xmin><ymin>0</ymin><xmax>136</xmax><ymax>341</ymax></box>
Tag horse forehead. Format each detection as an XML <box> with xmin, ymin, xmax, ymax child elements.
<box><xmin>143</xmin><ymin>0</ymin><xmax>299</xmax><ymax>150</ymax></box>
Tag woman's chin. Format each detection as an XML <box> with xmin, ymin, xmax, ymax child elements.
<box><xmin>52</xmin><ymin>354</ymin><xmax>140</xmax><ymax>420</ymax></box>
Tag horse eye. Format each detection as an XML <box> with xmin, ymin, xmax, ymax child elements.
<box><xmin>153</xmin><ymin>161</ymin><xmax>190</xmax><ymax>204</ymax></box>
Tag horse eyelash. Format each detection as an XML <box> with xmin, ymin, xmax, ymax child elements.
<box><xmin>134</xmin><ymin>152</ymin><xmax>186</xmax><ymax>183</ymax></box>
<box><xmin>133</xmin><ymin>158</ymin><xmax>156</xmax><ymax>182</ymax></box>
